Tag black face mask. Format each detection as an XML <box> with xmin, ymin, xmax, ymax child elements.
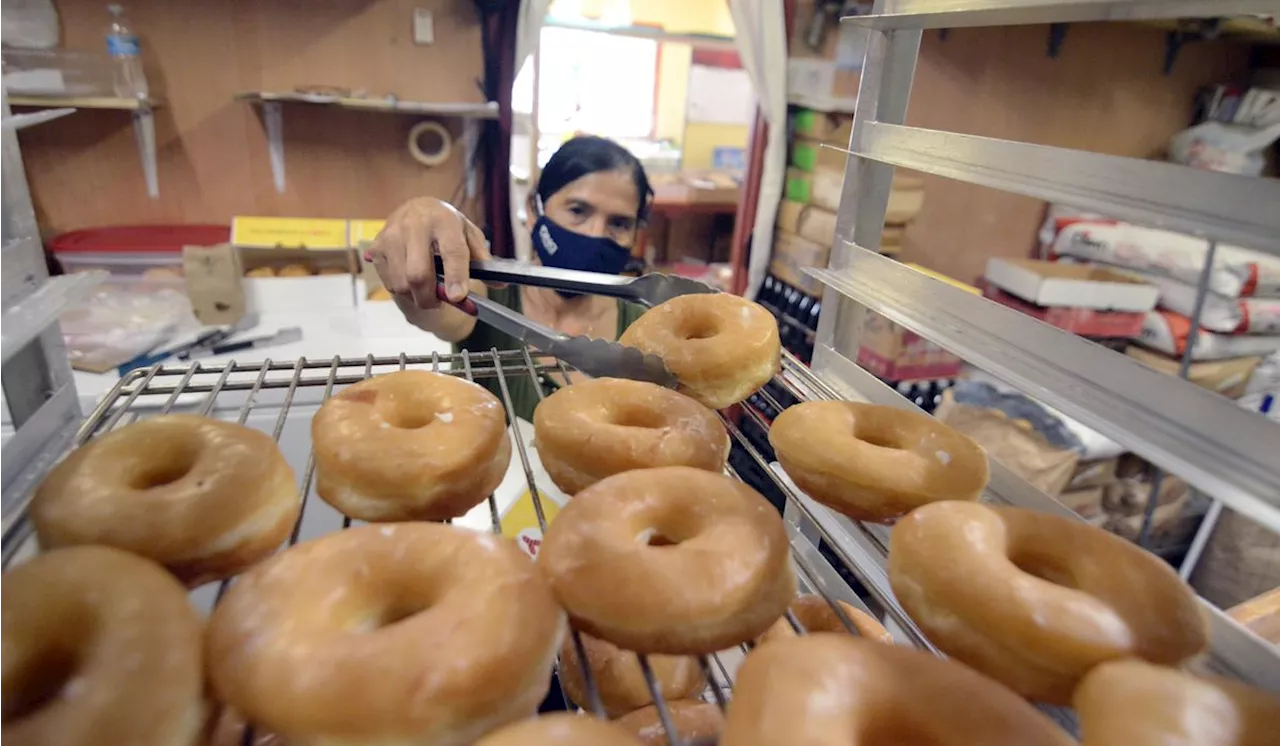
<box><xmin>531</xmin><ymin>198</ymin><xmax>631</xmax><ymax>298</ymax></box>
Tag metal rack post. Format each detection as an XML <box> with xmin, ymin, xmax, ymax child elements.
<box><xmin>1</xmin><ymin>92</ymin><xmax>98</xmax><ymax>520</ymax></box>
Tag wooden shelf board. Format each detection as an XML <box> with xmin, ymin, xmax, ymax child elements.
<box><xmin>235</xmin><ymin>91</ymin><xmax>499</xmax><ymax>119</ymax></box>
<box><xmin>8</xmin><ymin>94</ymin><xmax>162</xmax><ymax>110</ymax></box>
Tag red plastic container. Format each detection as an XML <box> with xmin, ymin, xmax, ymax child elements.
<box><xmin>51</xmin><ymin>225</ymin><xmax>230</xmax><ymax>276</ymax></box>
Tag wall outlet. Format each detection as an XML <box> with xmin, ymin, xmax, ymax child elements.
<box><xmin>413</xmin><ymin>8</ymin><xmax>434</xmax><ymax>45</ymax></box>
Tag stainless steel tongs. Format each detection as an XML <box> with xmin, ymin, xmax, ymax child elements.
<box><xmin>435</xmin><ymin>257</ymin><xmax>718</xmax><ymax>388</ymax></box>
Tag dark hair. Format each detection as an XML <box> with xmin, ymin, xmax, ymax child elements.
<box><xmin>536</xmin><ymin>135</ymin><xmax>653</xmax><ymax>222</ymax></box>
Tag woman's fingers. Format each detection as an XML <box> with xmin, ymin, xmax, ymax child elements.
<box><xmin>370</xmin><ymin>230</ymin><xmax>409</xmax><ymax>297</ymax></box>
<box><xmin>462</xmin><ymin>218</ymin><xmax>491</xmax><ymax>261</ymax></box>
<box><xmin>435</xmin><ymin>217</ymin><xmax>472</xmax><ymax>303</ymax></box>
<box><xmin>404</xmin><ymin>218</ymin><xmax>438</xmax><ymax>309</ymax></box>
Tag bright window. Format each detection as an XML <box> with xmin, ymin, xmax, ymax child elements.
<box><xmin>512</xmin><ymin>26</ymin><xmax>658</xmax><ymax>140</ymax></box>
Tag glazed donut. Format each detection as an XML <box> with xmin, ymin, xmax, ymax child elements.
<box><xmin>1074</xmin><ymin>659</ymin><xmax>1280</xmax><ymax>746</ymax></box>
<box><xmin>770</xmin><ymin>401</ymin><xmax>988</xmax><ymax>522</ymax></box>
<box><xmin>889</xmin><ymin>502</ymin><xmax>1208</xmax><ymax>704</ymax></box>
<box><xmin>1</xmin><ymin>546</ymin><xmax>204</xmax><ymax>746</ymax></box>
<box><xmin>618</xmin><ymin>294</ymin><xmax>780</xmax><ymax>409</ymax></box>
<box><xmin>277</xmin><ymin>263</ymin><xmax>311</xmax><ymax>277</ymax></box>
<box><xmin>207</xmin><ymin>523</ymin><xmax>564</xmax><ymax>746</ymax></box>
<box><xmin>533</xmin><ymin>378</ymin><xmax>729</xmax><ymax>495</ymax></box>
<box><xmin>723</xmin><ymin>634</ymin><xmax>1071</xmax><ymax>746</ymax></box>
<box><xmin>613</xmin><ymin>700</ymin><xmax>723</xmax><ymax>746</ymax></box>
<box><xmin>475</xmin><ymin>713</ymin><xmax>642</xmax><ymax>746</ymax></box>
<box><xmin>539</xmin><ymin>466</ymin><xmax>794</xmax><ymax>654</ymax></box>
<box><xmin>32</xmin><ymin>414</ymin><xmax>300</xmax><ymax>585</ymax></box>
<box><xmin>558</xmin><ymin>631</ymin><xmax>704</xmax><ymax>717</ymax></box>
<box><xmin>757</xmin><ymin>594</ymin><xmax>892</xmax><ymax>646</ymax></box>
<box><xmin>312</xmin><ymin>370</ymin><xmax>511</xmax><ymax>521</ymax></box>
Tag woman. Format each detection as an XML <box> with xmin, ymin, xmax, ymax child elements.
<box><xmin>368</xmin><ymin>135</ymin><xmax>653</xmax><ymax>421</ymax></box>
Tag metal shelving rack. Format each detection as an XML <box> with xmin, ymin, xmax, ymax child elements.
<box><xmin>1</xmin><ymin>91</ymin><xmax>102</xmax><ymax>524</ymax></box>
<box><xmin>806</xmin><ymin>0</ymin><xmax>1280</xmax><ymax>690</ymax></box>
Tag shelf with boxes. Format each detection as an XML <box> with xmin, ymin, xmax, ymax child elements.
<box><xmin>772</xmin><ymin>107</ymin><xmax>924</xmax><ymax>297</ymax></box>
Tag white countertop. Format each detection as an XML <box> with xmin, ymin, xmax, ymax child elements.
<box><xmin>71</xmin><ymin>300</ymin><xmax>451</xmax><ymax>407</ymax></box>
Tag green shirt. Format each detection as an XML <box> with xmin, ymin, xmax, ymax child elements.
<box><xmin>457</xmin><ymin>285</ymin><xmax>647</xmax><ymax>422</ymax></box>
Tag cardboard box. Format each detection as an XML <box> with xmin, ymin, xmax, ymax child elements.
<box><xmin>769</xmin><ymin>230</ymin><xmax>830</xmax><ymax>295</ymax></box>
<box><xmin>985</xmin><ymin>258</ymin><xmax>1160</xmax><ymax>312</ymax></box>
<box><xmin>791</xmin><ymin>109</ymin><xmax>852</xmax><ymax>145</ymax></box>
<box><xmin>1125</xmin><ymin>345</ymin><xmax>1262</xmax><ymax>399</ymax></box>
<box><xmin>652</xmin><ymin>170</ymin><xmax>741</xmax><ymax>205</ymax></box>
<box><xmin>983</xmin><ymin>285</ymin><xmax>1145</xmax><ymax>338</ymax></box>
<box><xmin>776</xmin><ymin>199</ymin><xmax>906</xmax><ymax>253</ymax></box>
<box><xmin>790</xmin><ymin>136</ymin><xmax>851</xmax><ymax>173</ymax></box>
<box><xmin>785</xmin><ymin>167</ymin><xmax>924</xmax><ymax>223</ymax></box>
<box><xmin>855</xmin><ymin>310</ymin><xmax>964</xmax><ymax>381</ymax></box>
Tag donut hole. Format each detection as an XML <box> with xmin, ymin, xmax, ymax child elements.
<box><xmin>1009</xmin><ymin>548</ymin><xmax>1079</xmax><ymax>590</ymax></box>
<box><xmin>636</xmin><ymin>527</ymin><xmax>685</xmax><ymax>547</ymax></box>
<box><xmin>2</xmin><ymin>645</ymin><xmax>79</xmax><ymax>722</ymax></box>
<box><xmin>130</xmin><ymin>439</ymin><xmax>199</xmax><ymax>489</ymax></box>
<box><xmin>675</xmin><ymin>314</ymin><xmax>721</xmax><ymax>341</ymax></box>
<box><xmin>609</xmin><ymin>405</ymin><xmax>668</xmax><ymax>430</ymax></box>
<box><xmin>858</xmin><ymin>431</ymin><xmax>903</xmax><ymax>449</ymax></box>
<box><xmin>375</xmin><ymin>399</ymin><xmax>440</xmax><ymax>429</ymax></box>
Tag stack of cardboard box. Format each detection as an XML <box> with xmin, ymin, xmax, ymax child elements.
<box><xmin>770</xmin><ymin>108</ymin><xmax>924</xmax><ymax>295</ymax></box>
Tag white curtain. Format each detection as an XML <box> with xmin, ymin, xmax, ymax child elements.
<box><xmin>728</xmin><ymin>0</ymin><xmax>789</xmax><ymax>300</ymax></box>
<box><xmin>510</xmin><ymin>0</ymin><xmax>554</xmax><ymax>261</ymax></box>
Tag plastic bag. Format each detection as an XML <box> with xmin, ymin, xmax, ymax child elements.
<box><xmin>1168</xmin><ymin>121</ymin><xmax>1280</xmax><ymax>177</ymax></box>
<box><xmin>59</xmin><ymin>279</ymin><xmax>199</xmax><ymax>373</ymax></box>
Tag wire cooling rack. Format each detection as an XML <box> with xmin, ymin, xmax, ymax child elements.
<box><xmin>1</xmin><ymin>347</ymin><xmax>1055</xmax><ymax>743</ymax></box>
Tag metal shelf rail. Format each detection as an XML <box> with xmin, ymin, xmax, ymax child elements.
<box><xmin>2</xmin><ymin>348</ymin><xmax>942</xmax><ymax>743</ymax></box>
<box><xmin>808</xmin><ymin>0</ymin><xmax>1280</xmax><ymax>690</ymax></box>
<box><xmin>1</xmin><ymin>92</ymin><xmax>88</xmax><ymax>524</ymax></box>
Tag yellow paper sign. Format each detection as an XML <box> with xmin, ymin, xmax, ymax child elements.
<box><xmin>500</xmin><ymin>488</ymin><xmax>563</xmax><ymax>559</ymax></box>
<box><xmin>350</xmin><ymin>219</ymin><xmax>387</xmax><ymax>245</ymax></box>
<box><xmin>231</xmin><ymin>216</ymin><xmax>349</xmax><ymax>250</ymax></box>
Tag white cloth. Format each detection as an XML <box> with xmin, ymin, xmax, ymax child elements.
<box><xmin>728</xmin><ymin>0</ymin><xmax>788</xmax><ymax>300</ymax></box>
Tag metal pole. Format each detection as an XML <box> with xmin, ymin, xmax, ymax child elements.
<box><xmin>1137</xmin><ymin>240</ymin><xmax>1218</xmax><ymax>548</ymax></box>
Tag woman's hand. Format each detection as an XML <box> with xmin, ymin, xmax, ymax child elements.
<box><xmin>367</xmin><ymin>197</ymin><xmax>491</xmax><ymax>309</ymax></box>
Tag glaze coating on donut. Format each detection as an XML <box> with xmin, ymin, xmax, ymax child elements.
<box><xmin>721</xmin><ymin>634</ymin><xmax>1073</xmax><ymax>746</ymax></box>
<box><xmin>889</xmin><ymin>502</ymin><xmax>1208</xmax><ymax>704</ymax></box>
<box><xmin>618</xmin><ymin>294</ymin><xmax>780</xmax><ymax>409</ymax></box>
<box><xmin>539</xmin><ymin>466</ymin><xmax>795</xmax><ymax>654</ymax></box>
<box><xmin>32</xmin><ymin>414</ymin><xmax>300</xmax><ymax>585</ymax></box>
<box><xmin>613</xmin><ymin>700</ymin><xmax>723</xmax><ymax>746</ymax></box>
<box><xmin>533</xmin><ymin>378</ymin><xmax>728</xmax><ymax>495</ymax></box>
<box><xmin>474</xmin><ymin>713</ymin><xmax>642</xmax><ymax>746</ymax></box>
<box><xmin>757</xmin><ymin>594</ymin><xmax>892</xmax><ymax>646</ymax></box>
<box><xmin>558</xmin><ymin>631</ymin><xmax>704</xmax><ymax>717</ymax></box>
<box><xmin>1074</xmin><ymin>660</ymin><xmax>1280</xmax><ymax>746</ymax></box>
<box><xmin>312</xmin><ymin>370</ymin><xmax>512</xmax><ymax>521</ymax></box>
<box><xmin>1</xmin><ymin>546</ymin><xmax>205</xmax><ymax>746</ymax></box>
<box><xmin>770</xmin><ymin>401</ymin><xmax>988</xmax><ymax>523</ymax></box>
<box><xmin>207</xmin><ymin>523</ymin><xmax>565</xmax><ymax>746</ymax></box>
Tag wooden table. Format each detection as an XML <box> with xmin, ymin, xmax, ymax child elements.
<box><xmin>635</xmin><ymin>195</ymin><xmax>740</xmax><ymax>259</ymax></box>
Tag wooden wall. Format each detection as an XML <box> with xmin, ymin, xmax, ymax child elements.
<box><xmin>17</xmin><ymin>0</ymin><xmax>488</xmax><ymax>235</ymax></box>
<box><xmin>897</xmin><ymin>23</ymin><xmax>1251</xmax><ymax>284</ymax></box>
